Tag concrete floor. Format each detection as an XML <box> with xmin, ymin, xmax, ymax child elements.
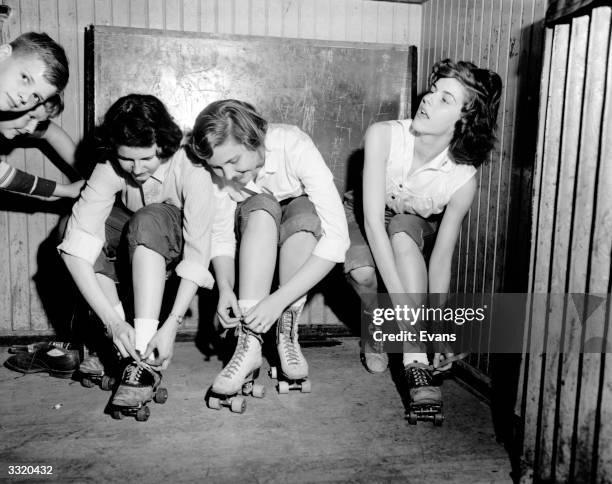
<box><xmin>0</xmin><ymin>338</ymin><xmax>511</xmax><ymax>483</ymax></box>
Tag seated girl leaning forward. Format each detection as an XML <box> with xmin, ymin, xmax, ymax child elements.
<box><xmin>58</xmin><ymin>94</ymin><xmax>234</xmax><ymax>411</ymax></box>
<box><xmin>344</xmin><ymin>60</ymin><xmax>502</xmax><ymax>403</ymax></box>
<box><xmin>189</xmin><ymin>99</ymin><xmax>349</xmax><ymax>396</ymax></box>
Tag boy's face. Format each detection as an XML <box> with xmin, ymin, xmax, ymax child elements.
<box><xmin>116</xmin><ymin>144</ymin><xmax>162</xmax><ymax>184</ymax></box>
<box><xmin>0</xmin><ymin>103</ymin><xmax>49</xmax><ymax>139</ymax></box>
<box><xmin>0</xmin><ymin>46</ymin><xmax>57</xmax><ymax>112</ymax></box>
<box><xmin>412</xmin><ymin>77</ymin><xmax>468</xmax><ymax>137</ymax></box>
<box><xmin>206</xmin><ymin>138</ymin><xmax>264</xmax><ymax>186</ymax></box>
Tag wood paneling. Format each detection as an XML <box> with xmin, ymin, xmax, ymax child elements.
<box><xmin>519</xmin><ymin>6</ymin><xmax>612</xmax><ymax>482</ymax></box>
<box><xmin>0</xmin><ymin>0</ymin><xmax>421</xmax><ymax>335</ymax></box>
<box><xmin>420</xmin><ymin>0</ymin><xmax>547</xmax><ymax>378</ymax></box>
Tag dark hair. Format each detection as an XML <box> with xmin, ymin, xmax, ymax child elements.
<box><xmin>188</xmin><ymin>99</ymin><xmax>267</xmax><ymax>162</ymax></box>
<box><xmin>429</xmin><ymin>59</ymin><xmax>502</xmax><ymax>167</ymax></box>
<box><xmin>10</xmin><ymin>32</ymin><xmax>69</xmax><ymax>92</ymax></box>
<box><xmin>96</xmin><ymin>94</ymin><xmax>182</xmax><ymax>163</ymax></box>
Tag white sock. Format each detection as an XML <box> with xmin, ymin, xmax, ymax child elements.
<box><xmin>238</xmin><ymin>299</ymin><xmax>259</xmax><ymax>315</ymax></box>
<box><xmin>403</xmin><ymin>353</ymin><xmax>429</xmax><ymax>366</ymax></box>
<box><xmin>134</xmin><ymin>318</ymin><xmax>159</xmax><ymax>357</ymax></box>
<box><xmin>113</xmin><ymin>302</ymin><xmax>126</xmax><ymax>321</ymax></box>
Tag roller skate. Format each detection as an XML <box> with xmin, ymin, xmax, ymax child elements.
<box><xmin>76</xmin><ymin>354</ymin><xmax>116</xmax><ymax>391</ymax></box>
<box><xmin>109</xmin><ymin>359</ymin><xmax>168</xmax><ymax>422</ymax></box>
<box><xmin>207</xmin><ymin>325</ymin><xmax>265</xmax><ymax>414</ymax></box>
<box><xmin>269</xmin><ymin>307</ymin><xmax>311</xmax><ymax>394</ymax></box>
<box><xmin>404</xmin><ymin>362</ymin><xmax>444</xmax><ymax>426</ymax></box>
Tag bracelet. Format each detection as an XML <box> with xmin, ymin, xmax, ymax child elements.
<box><xmin>168</xmin><ymin>313</ymin><xmax>184</xmax><ymax>326</ymax></box>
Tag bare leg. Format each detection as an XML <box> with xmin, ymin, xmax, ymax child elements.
<box><xmin>239</xmin><ymin>210</ymin><xmax>277</xmax><ymax>300</ymax></box>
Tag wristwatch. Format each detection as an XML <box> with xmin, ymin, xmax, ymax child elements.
<box><xmin>168</xmin><ymin>313</ymin><xmax>184</xmax><ymax>326</ymax></box>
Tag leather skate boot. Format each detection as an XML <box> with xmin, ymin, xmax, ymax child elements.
<box><xmin>212</xmin><ymin>325</ymin><xmax>263</xmax><ymax>395</ymax></box>
<box><xmin>111</xmin><ymin>359</ymin><xmax>161</xmax><ymax>408</ymax></box>
<box><xmin>404</xmin><ymin>362</ymin><xmax>442</xmax><ymax>405</ymax></box>
<box><xmin>276</xmin><ymin>307</ymin><xmax>308</xmax><ymax>380</ymax></box>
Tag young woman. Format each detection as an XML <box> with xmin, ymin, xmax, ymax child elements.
<box><xmin>59</xmin><ymin>94</ymin><xmax>234</xmax><ymax>416</ymax></box>
<box><xmin>189</xmin><ymin>99</ymin><xmax>349</xmax><ymax>401</ymax></box>
<box><xmin>345</xmin><ymin>59</ymin><xmax>502</xmax><ymax>408</ymax></box>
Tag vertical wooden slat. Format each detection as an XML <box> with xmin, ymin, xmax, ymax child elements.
<box><xmin>281</xmin><ymin>0</ymin><xmax>298</xmax><ymax>38</ymax></box>
<box><xmin>345</xmin><ymin>0</ymin><xmax>362</xmax><ymax>42</ymax></box>
<box><xmin>217</xmin><ymin>0</ymin><xmax>233</xmax><ymax>33</ymax></box>
<box><xmin>200</xmin><ymin>0</ymin><xmax>217</xmax><ymax>33</ymax></box>
<box><xmin>376</xmin><ymin>2</ymin><xmax>393</xmax><ymax>44</ymax></box>
<box><xmin>249</xmin><ymin>0</ymin><xmax>265</xmax><ymax>36</ymax></box>
<box><xmin>566</xmin><ymin>8</ymin><xmax>611</xmax><ymax>482</ymax></box>
<box><xmin>182</xmin><ymin>0</ymin><xmax>200</xmax><ymax>32</ymax></box>
<box><xmin>314</xmin><ymin>0</ymin><xmax>330</xmax><ymax>40</ymax></box>
<box><xmin>361</xmin><ymin>0</ymin><xmax>377</xmax><ymax>43</ymax></box>
<box><xmin>536</xmin><ymin>15</ymin><xmax>588</xmax><ymax>482</ymax></box>
<box><xmin>299</xmin><ymin>0</ymin><xmax>315</xmax><ymax>40</ymax></box>
<box><xmin>111</xmin><ymin>0</ymin><xmax>129</xmax><ymax>26</ymax></box>
<box><xmin>129</xmin><ymin>0</ymin><xmax>147</xmax><ymax>28</ymax></box>
<box><xmin>164</xmin><ymin>0</ymin><xmax>181</xmax><ymax>30</ymax></box>
<box><xmin>522</xmin><ymin>25</ymin><xmax>564</xmax><ymax>473</ymax></box>
<box><xmin>146</xmin><ymin>0</ymin><xmax>163</xmax><ymax>29</ymax></box>
<box><xmin>329</xmin><ymin>0</ymin><xmax>346</xmax><ymax>42</ymax></box>
<box><xmin>267</xmin><ymin>0</ymin><xmax>282</xmax><ymax>37</ymax></box>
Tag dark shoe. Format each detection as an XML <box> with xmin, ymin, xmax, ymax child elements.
<box><xmin>404</xmin><ymin>363</ymin><xmax>442</xmax><ymax>405</ymax></box>
<box><xmin>4</xmin><ymin>345</ymin><xmax>80</xmax><ymax>378</ymax></box>
<box><xmin>9</xmin><ymin>340</ymin><xmax>74</xmax><ymax>354</ymax></box>
<box><xmin>111</xmin><ymin>360</ymin><xmax>161</xmax><ymax>408</ymax></box>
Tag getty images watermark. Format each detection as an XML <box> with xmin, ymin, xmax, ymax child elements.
<box><xmin>360</xmin><ymin>293</ymin><xmax>612</xmax><ymax>354</ymax></box>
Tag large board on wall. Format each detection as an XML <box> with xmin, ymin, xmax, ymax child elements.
<box><xmin>85</xmin><ymin>26</ymin><xmax>416</xmax><ymax>193</ymax></box>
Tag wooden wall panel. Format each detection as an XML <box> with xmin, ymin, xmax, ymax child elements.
<box><xmin>0</xmin><ymin>0</ymin><xmax>421</xmax><ymax>335</ymax></box>
<box><xmin>519</xmin><ymin>6</ymin><xmax>612</xmax><ymax>482</ymax></box>
<box><xmin>419</xmin><ymin>0</ymin><xmax>547</xmax><ymax>378</ymax></box>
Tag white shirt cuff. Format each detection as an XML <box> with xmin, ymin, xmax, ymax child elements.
<box><xmin>312</xmin><ymin>238</ymin><xmax>349</xmax><ymax>263</ymax></box>
<box><xmin>57</xmin><ymin>228</ymin><xmax>104</xmax><ymax>265</ymax></box>
<box><xmin>176</xmin><ymin>260</ymin><xmax>215</xmax><ymax>289</ymax></box>
<box><xmin>211</xmin><ymin>243</ymin><xmax>236</xmax><ymax>260</ymax></box>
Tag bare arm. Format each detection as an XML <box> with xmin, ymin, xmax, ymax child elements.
<box><xmin>362</xmin><ymin>123</ymin><xmax>406</xmax><ymax>300</ymax></box>
<box><xmin>39</xmin><ymin>121</ymin><xmax>77</xmax><ymax>168</ymax></box>
<box><xmin>428</xmin><ymin>176</ymin><xmax>477</xmax><ymax>293</ymax></box>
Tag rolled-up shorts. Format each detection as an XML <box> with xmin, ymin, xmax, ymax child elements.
<box><xmin>235</xmin><ymin>193</ymin><xmax>322</xmax><ymax>246</ymax></box>
<box><xmin>342</xmin><ymin>190</ymin><xmax>440</xmax><ymax>273</ymax></box>
<box><xmin>93</xmin><ymin>203</ymin><xmax>183</xmax><ymax>283</ymax></box>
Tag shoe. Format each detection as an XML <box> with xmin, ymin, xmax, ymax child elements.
<box><xmin>212</xmin><ymin>325</ymin><xmax>262</xmax><ymax>395</ymax></box>
<box><xmin>4</xmin><ymin>345</ymin><xmax>80</xmax><ymax>378</ymax></box>
<box><xmin>404</xmin><ymin>362</ymin><xmax>442</xmax><ymax>405</ymax></box>
<box><xmin>111</xmin><ymin>360</ymin><xmax>161</xmax><ymax>408</ymax></box>
<box><xmin>361</xmin><ymin>322</ymin><xmax>388</xmax><ymax>373</ymax></box>
<box><xmin>277</xmin><ymin>307</ymin><xmax>308</xmax><ymax>380</ymax></box>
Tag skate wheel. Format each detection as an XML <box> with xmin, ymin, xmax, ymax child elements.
<box><xmin>278</xmin><ymin>381</ymin><xmax>290</xmax><ymax>394</ymax></box>
<box><xmin>241</xmin><ymin>381</ymin><xmax>254</xmax><ymax>396</ymax></box>
<box><xmin>111</xmin><ymin>409</ymin><xmax>124</xmax><ymax>420</ymax></box>
<box><xmin>407</xmin><ymin>412</ymin><xmax>418</xmax><ymax>425</ymax></box>
<box><xmin>300</xmin><ymin>380</ymin><xmax>312</xmax><ymax>393</ymax></box>
<box><xmin>252</xmin><ymin>383</ymin><xmax>265</xmax><ymax>398</ymax></box>
<box><xmin>100</xmin><ymin>375</ymin><xmax>114</xmax><ymax>391</ymax></box>
<box><xmin>207</xmin><ymin>396</ymin><xmax>221</xmax><ymax>410</ymax></box>
<box><xmin>230</xmin><ymin>397</ymin><xmax>246</xmax><ymax>414</ymax></box>
<box><xmin>433</xmin><ymin>413</ymin><xmax>444</xmax><ymax>427</ymax></box>
<box><xmin>154</xmin><ymin>387</ymin><xmax>168</xmax><ymax>404</ymax></box>
<box><xmin>81</xmin><ymin>377</ymin><xmax>94</xmax><ymax>388</ymax></box>
<box><xmin>135</xmin><ymin>406</ymin><xmax>151</xmax><ymax>422</ymax></box>
<box><xmin>269</xmin><ymin>367</ymin><xmax>278</xmax><ymax>379</ymax></box>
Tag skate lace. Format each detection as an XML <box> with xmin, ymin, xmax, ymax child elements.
<box><xmin>221</xmin><ymin>329</ymin><xmax>250</xmax><ymax>378</ymax></box>
<box><xmin>280</xmin><ymin>311</ymin><xmax>301</xmax><ymax>365</ymax></box>
<box><xmin>407</xmin><ymin>366</ymin><xmax>432</xmax><ymax>387</ymax></box>
<box><xmin>125</xmin><ymin>361</ymin><xmax>151</xmax><ymax>384</ymax></box>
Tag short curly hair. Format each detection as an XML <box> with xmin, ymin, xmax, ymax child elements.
<box><xmin>429</xmin><ymin>59</ymin><xmax>502</xmax><ymax>167</ymax></box>
<box><xmin>95</xmin><ymin>94</ymin><xmax>182</xmax><ymax>163</ymax></box>
<box><xmin>188</xmin><ymin>99</ymin><xmax>267</xmax><ymax>163</ymax></box>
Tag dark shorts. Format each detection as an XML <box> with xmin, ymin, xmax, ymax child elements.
<box><xmin>94</xmin><ymin>203</ymin><xmax>183</xmax><ymax>283</ymax></box>
<box><xmin>236</xmin><ymin>193</ymin><xmax>322</xmax><ymax>246</ymax></box>
<box><xmin>342</xmin><ymin>190</ymin><xmax>439</xmax><ymax>273</ymax></box>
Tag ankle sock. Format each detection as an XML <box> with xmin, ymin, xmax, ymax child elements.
<box><xmin>238</xmin><ymin>299</ymin><xmax>259</xmax><ymax>316</ymax></box>
<box><xmin>403</xmin><ymin>353</ymin><xmax>429</xmax><ymax>367</ymax></box>
<box><xmin>134</xmin><ymin>318</ymin><xmax>159</xmax><ymax>358</ymax></box>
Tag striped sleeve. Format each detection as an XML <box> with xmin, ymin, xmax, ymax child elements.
<box><xmin>0</xmin><ymin>160</ymin><xmax>56</xmax><ymax>197</ymax></box>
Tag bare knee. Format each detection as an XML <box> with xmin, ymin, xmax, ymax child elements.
<box><xmin>349</xmin><ymin>266</ymin><xmax>377</xmax><ymax>290</ymax></box>
<box><xmin>390</xmin><ymin>232</ymin><xmax>421</xmax><ymax>259</ymax></box>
